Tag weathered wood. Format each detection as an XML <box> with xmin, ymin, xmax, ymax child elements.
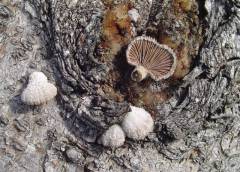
<box><xmin>0</xmin><ymin>0</ymin><xmax>240</xmax><ymax>171</ymax></box>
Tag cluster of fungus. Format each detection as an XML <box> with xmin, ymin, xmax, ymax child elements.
<box><xmin>97</xmin><ymin>2</ymin><xmax>180</xmax><ymax>145</ymax></box>
<box><xmin>99</xmin><ymin>36</ymin><xmax>177</xmax><ymax>148</ymax></box>
<box><xmin>98</xmin><ymin>106</ymin><xmax>154</xmax><ymax>148</ymax></box>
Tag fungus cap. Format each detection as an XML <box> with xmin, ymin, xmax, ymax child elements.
<box><xmin>98</xmin><ymin>124</ymin><xmax>125</xmax><ymax>148</ymax></box>
<box><xmin>126</xmin><ymin>36</ymin><xmax>177</xmax><ymax>82</ymax></box>
<box><xmin>121</xmin><ymin>106</ymin><xmax>154</xmax><ymax>140</ymax></box>
<box><xmin>21</xmin><ymin>72</ymin><xmax>57</xmax><ymax>105</ymax></box>
<box><xmin>28</xmin><ymin>72</ymin><xmax>47</xmax><ymax>83</ymax></box>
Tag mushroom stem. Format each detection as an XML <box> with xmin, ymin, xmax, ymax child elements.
<box><xmin>131</xmin><ymin>66</ymin><xmax>148</xmax><ymax>82</ymax></box>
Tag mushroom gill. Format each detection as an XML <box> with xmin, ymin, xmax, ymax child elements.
<box><xmin>126</xmin><ymin>36</ymin><xmax>177</xmax><ymax>82</ymax></box>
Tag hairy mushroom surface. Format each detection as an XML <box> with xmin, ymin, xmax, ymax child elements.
<box><xmin>126</xmin><ymin>36</ymin><xmax>177</xmax><ymax>82</ymax></box>
<box><xmin>121</xmin><ymin>106</ymin><xmax>154</xmax><ymax>140</ymax></box>
<box><xmin>21</xmin><ymin>72</ymin><xmax>57</xmax><ymax>105</ymax></box>
<box><xmin>98</xmin><ymin>124</ymin><xmax>125</xmax><ymax>148</ymax></box>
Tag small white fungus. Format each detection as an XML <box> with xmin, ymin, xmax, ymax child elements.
<box><xmin>98</xmin><ymin>124</ymin><xmax>125</xmax><ymax>148</ymax></box>
<box><xmin>121</xmin><ymin>106</ymin><xmax>154</xmax><ymax>140</ymax></box>
<box><xmin>21</xmin><ymin>72</ymin><xmax>57</xmax><ymax>105</ymax></box>
<box><xmin>128</xmin><ymin>9</ymin><xmax>140</xmax><ymax>23</ymax></box>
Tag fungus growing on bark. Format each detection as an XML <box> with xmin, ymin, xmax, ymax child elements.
<box><xmin>101</xmin><ymin>3</ymin><xmax>132</xmax><ymax>60</ymax></box>
<box><xmin>173</xmin><ymin>0</ymin><xmax>193</xmax><ymax>12</ymax></box>
<box><xmin>21</xmin><ymin>72</ymin><xmax>57</xmax><ymax>105</ymax></box>
<box><xmin>98</xmin><ymin>124</ymin><xmax>125</xmax><ymax>148</ymax></box>
<box><xmin>126</xmin><ymin>36</ymin><xmax>177</xmax><ymax>82</ymax></box>
<box><xmin>121</xmin><ymin>106</ymin><xmax>154</xmax><ymax>140</ymax></box>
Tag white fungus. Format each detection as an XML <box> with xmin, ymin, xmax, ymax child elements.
<box><xmin>128</xmin><ymin>9</ymin><xmax>140</xmax><ymax>23</ymax></box>
<box><xmin>98</xmin><ymin>124</ymin><xmax>125</xmax><ymax>148</ymax></box>
<box><xmin>121</xmin><ymin>106</ymin><xmax>154</xmax><ymax>140</ymax></box>
<box><xmin>21</xmin><ymin>72</ymin><xmax>57</xmax><ymax>105</ymax></box>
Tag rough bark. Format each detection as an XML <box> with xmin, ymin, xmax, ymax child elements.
<box><xmin>0</xmin><ymin>0</ymin><xmax>240</xmax><ymax>171</ymax></box>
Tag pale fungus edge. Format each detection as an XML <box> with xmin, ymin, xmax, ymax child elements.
<box><xmin>126</xmin><ymin>36</ymin><xmax>177</xmax><ymax>81</ymax></box>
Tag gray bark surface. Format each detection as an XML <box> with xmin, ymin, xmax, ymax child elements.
<box><xmin>0</xmin><ymin>0</ymin><xmax>240</xmax><ymax>171</ymax></box>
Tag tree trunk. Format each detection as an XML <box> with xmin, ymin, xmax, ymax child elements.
<box><xmin>0</xmin><ymin>0</ymin><xmax>240</xmax><ymax>171</ymax></box>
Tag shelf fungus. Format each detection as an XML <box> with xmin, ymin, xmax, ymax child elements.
<box><xmin>21</xmin><ymin>72</ymin><xmax>57</xmax><ymax>105</ymax></box>
<box><xmin>98</xmin><ymin>124</ymin><xmax>125</xmax><ymax>148</ymax></box>
<box><xmin>121</xmin><ymin>106</ymin><xmax>154</xmax><ymax>140</ymax></box>
<box><xmin>126</xmin><ymin>36</ymin><xmax>177</xmax><ymax>82</ymax></box>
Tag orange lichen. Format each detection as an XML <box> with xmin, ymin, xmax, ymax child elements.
<box><xmin>173</xmin><ymin>45</ymin><xmax>191</xmax><ymax>79</ymax></box>
<box><xmin>159</xmin><ymin>35</ymin><xmax>179</xmax><ymax>50</ymax></box>
<box><xmin>100</xmin><ymin>84</ymin><xmax>124</xmax><ymax>102</ymax></box>
<box><xmin>101</xmin><ymin>3</ymin><xmax>133</xmax><ymax>61</ymax></box>
<box><xmin>140</xmin><ymin>90</ymin><xmax>170</xmax><ymax>106</ymax></box>
<box><xmin>173</xmin><ymin>0</ymin><xmax>193</xmax><ymax>12</ymax></box>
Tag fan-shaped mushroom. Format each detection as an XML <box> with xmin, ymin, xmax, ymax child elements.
<box><xmin>21</xmin><ymin>72</ymin><xmax>57</xmax><ymax>105</ymax></box>
<box><xmin>126</xmin><ymin>36</ymin><xmax>177</xmax><ymax>82</ymax></box>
